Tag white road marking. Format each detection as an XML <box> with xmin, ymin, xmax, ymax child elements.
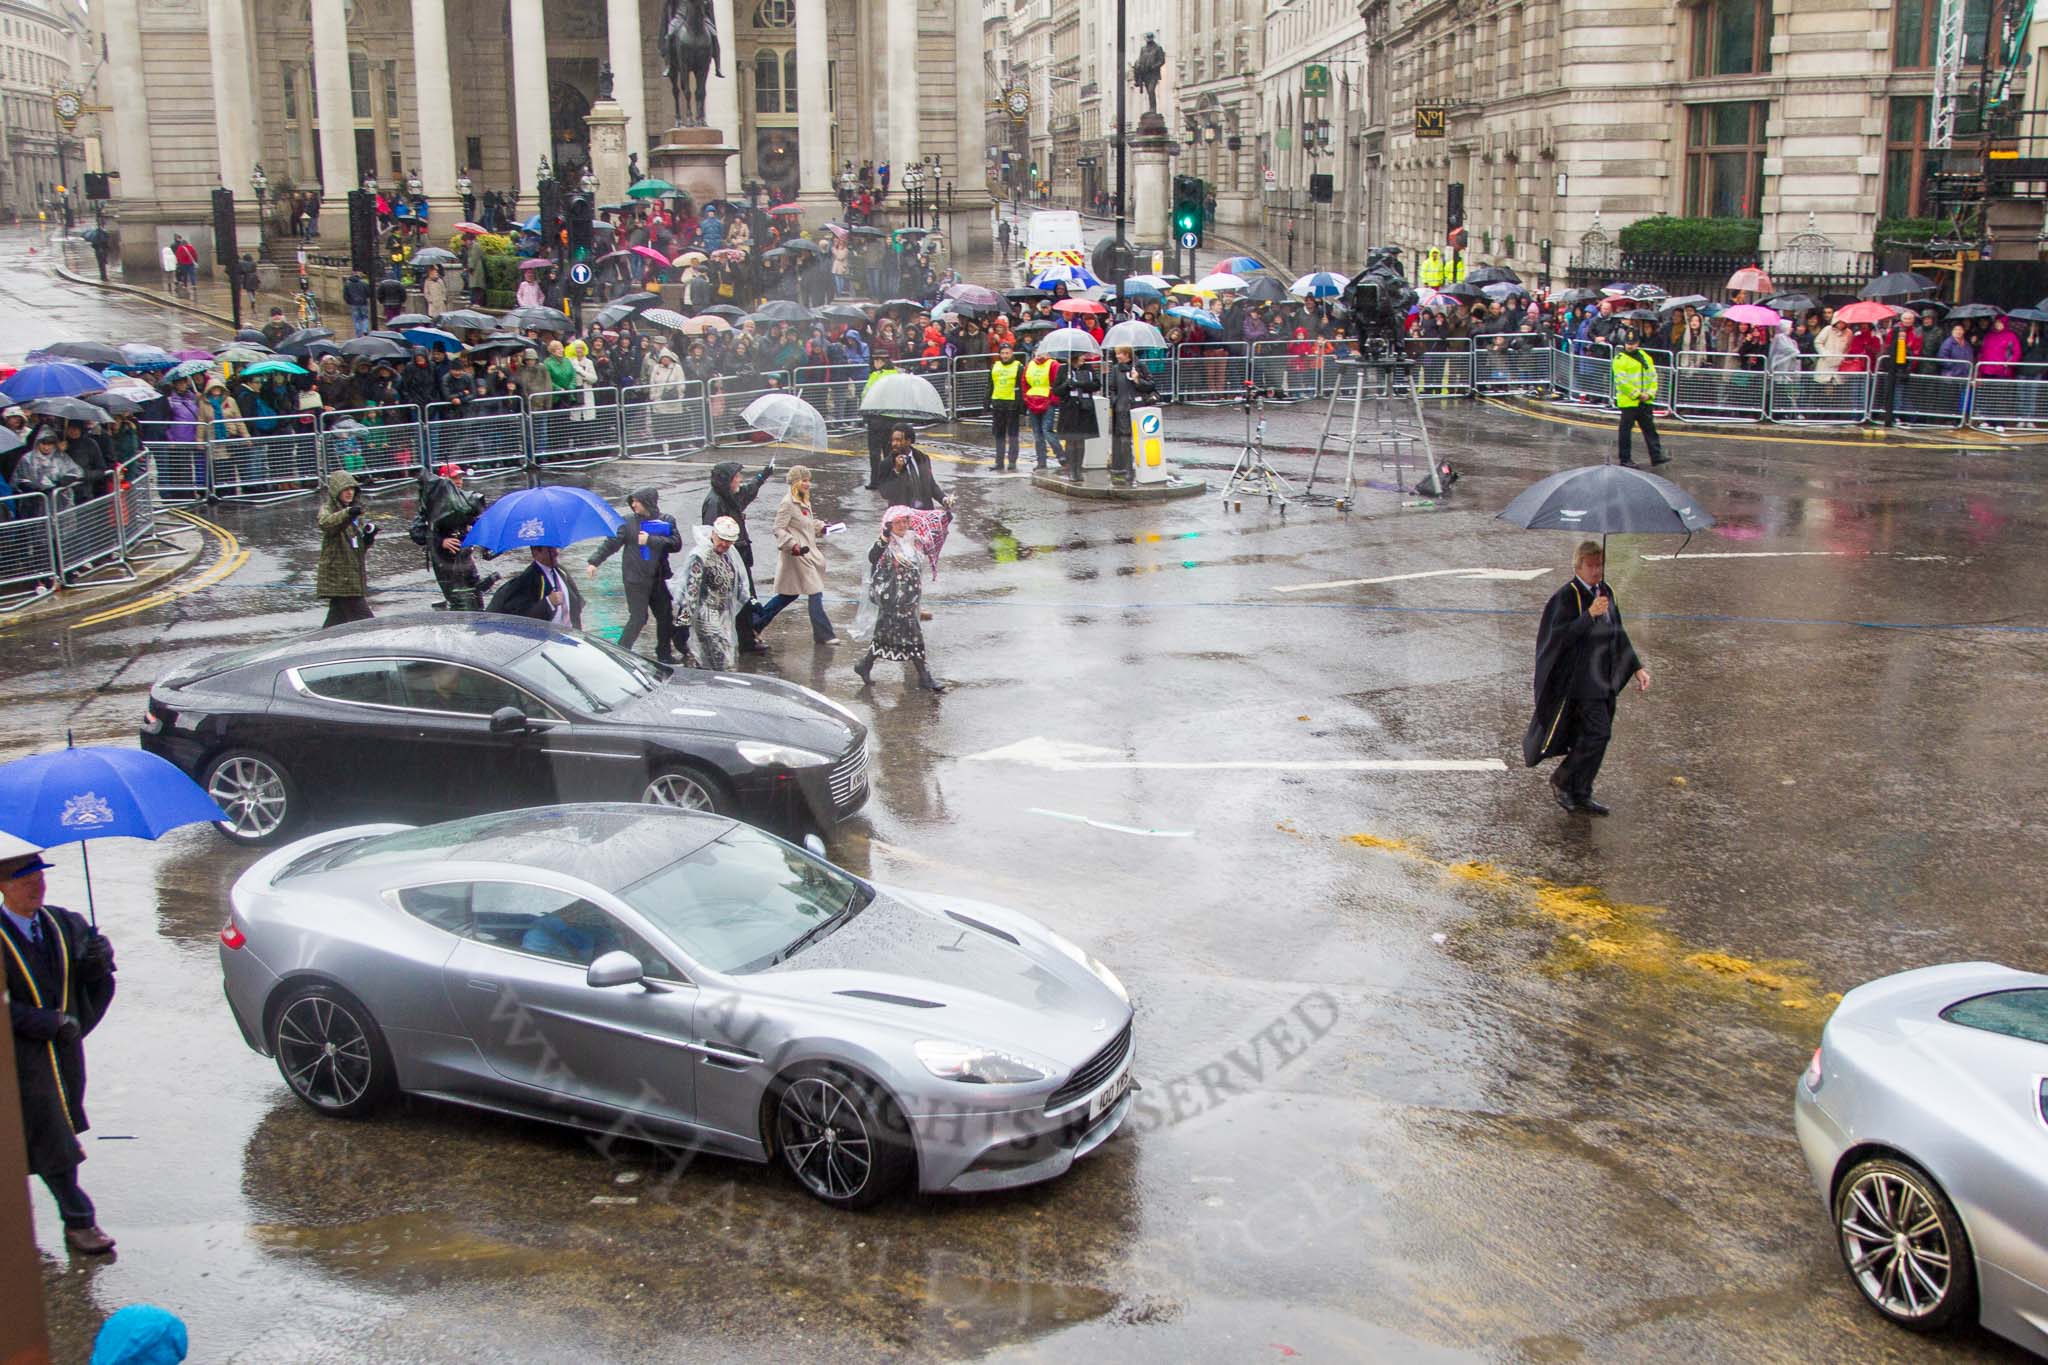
<box><xmin>1637</xmin><ymin>550</ymin><xmax>1844</xmax><ymax>562</ymax></box>
<box><xmin>965</xmin><ymin>736</ymin><xmax>1506</xmax><ymax>773</ymax></box>
<box><xmin>1274</xmin><ymin>567</ymin><xmax>1548</xmax><ymax>594</ymax></box>
<box><xmin>1028</xmin><ymin>808</ymin><xmax>1195</xmax><ymax>838</ymax></box>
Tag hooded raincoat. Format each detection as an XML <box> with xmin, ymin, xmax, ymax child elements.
<box><xmin>316</xmin><ymin>469</ymin><xmax>371</xmax><ymax>599</ymax></box>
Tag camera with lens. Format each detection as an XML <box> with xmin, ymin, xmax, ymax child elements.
<box><xmin>358</xmin><ymin>519</ymin><xmax>379</xmax><ymax>547</ymax></box>
<box><xmin>1339</xmin><ymin>246</ymin><xmax>1418</xmax><ymax>358</ymax></box>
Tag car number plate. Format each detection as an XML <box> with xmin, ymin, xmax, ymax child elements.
<box><xmin>1089</xmin><ymin>1057</ymin><xmax>1132</xmax><ymax>1121</ymax></box>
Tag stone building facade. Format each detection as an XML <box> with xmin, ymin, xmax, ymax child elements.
<box><xmin>1175</xmin><ymin>0</ymin><xmax>1260</xmax><ymax>234</ymax></box>
<box><xmin>1367</xmin><ymin>0</ymin><xmax>1961</xmax><ymax>283</ymax></box>
<box><xmin>95</xmin><ymin>0</ymin><xmax>988</xmax><ymax>273</ymax></box>
<box><xmin>0</xmin><ymin>0</ymin><xmax>88</xmax><ymax>221</ymax></box>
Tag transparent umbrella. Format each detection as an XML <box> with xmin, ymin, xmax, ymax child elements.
<box><xmin>858</xmin><ymin>371</ymin><xmax>948</xmax><ymax>424</ymax></box>
<box><xmin>1034</xmin><ymin>329</ymin><xmax>1102</xmax><ymax>359</ymax></box>
<box><xmin>742</xmin><ymin>392</ymin><xmax>829</xmax><ymax>451</ymax></box>
<box><xmin>1101</xmin><ymin>320</ymin><xmax>1168</xmax><ymax>351</ymax></box>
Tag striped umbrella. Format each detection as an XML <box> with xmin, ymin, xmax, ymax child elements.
<box><xmin>1290</xmin><ymin>271</ymin><xmax>1347</xmax><ymax>298</ymax></box>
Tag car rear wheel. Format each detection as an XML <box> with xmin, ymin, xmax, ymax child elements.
<box><xmin>772</xmin><ymin>1065</ymin><xmax>914</xmax><ymax>1210</ymax></box>
<box><xmin>270</xmin><ymin>982</ymin><xmax>394</xmax><ymax>1119</ymax></box>
<box><xmin>204</xmin><ymin>749</ymin><xmax>297</xmax><ymax>844</ymax></box>
<box><xmin>1835</xmin><ymin>1155</ymin><xmax>1975</xmax><ymax>1332</ymax></box>
<box><xmin>641</xmin><ymin>764</ymin><xmax>727</xmax><ymax>814</ymax></box>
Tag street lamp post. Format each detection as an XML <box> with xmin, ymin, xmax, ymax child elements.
<box><xmin>250</xmin><ymin>163</ymin><xmax>270</xmax><ymax>257</ymax></box>
<box><xmin>1114</xmin><ymin>0</ymin><xmax>1127</xmax><ymax>313</ymax></box>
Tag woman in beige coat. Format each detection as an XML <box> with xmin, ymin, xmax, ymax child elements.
<box><xmin>754</xmin><ymin>465</ymin><xmax>838</xmax><ymax>644</ymax></box>
<box><xmin>1814</xmin><ymin>319</ymin><xmax>1850</xmax><ymax>384</ymax></box>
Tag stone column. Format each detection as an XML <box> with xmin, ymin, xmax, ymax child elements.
<box><xmin>293</xmin><ymin>66</ymin><xmax>319</xmax><ymax>185</ymax></box>
<box><xmin>605</xmin><ymin>0</ymin><xmax>648</xmax><ymax>165</ymax></box>
<box><xmin>205</xmin><ymin>0</ymin><xmax>257</xmax><ymax>198</ymax></box>
<box><xmin>411</xmin><ymin>0</ymin><xmax>461</xmax><ymax>203</ymax></box>
<box><xmin>950</xmin><ymin>0</ymin><xmax>989</xmax><ymax>254</ymax></box>
<box><xmin>886</xmin><ymin>0</ymin><xmax>918</xmax><ymax>184</ymax></box>
<box><xmin>707</xmin><ymin>0</ymin><xmax>740</xmax><ymax>190</ymax></box>
<box><xmin>367</xmin><ymin>60</ymin><xmax>390</xmax><ymax>184</ymax></box>
<box><xmin>795</xmin><ymin>0</ymin><xmax>832</xmax><ymax>204</ymax></box>
<box><xmin>509</xmin><ymin>0</ymin><xmax>553</xmax><ymax>190</ymax></box>
<box><xmin>311</xmin><ymin>0</ymin><xmax>357</xmax><ymax>235</ymax></box>
<box><xmin>99</xmin><ymin>0</ymin><xmax>153</xmax><ymax>271</ymax></box>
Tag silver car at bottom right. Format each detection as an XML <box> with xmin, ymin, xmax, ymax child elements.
<box><xmin>1796</xmin><ymin>961</ymin><xmax>2048</xmax><ymax>1355</ymax></box>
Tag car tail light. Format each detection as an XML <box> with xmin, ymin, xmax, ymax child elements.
<box><xmin>220</xmin><ymin>919</ymin><xmax>246</xmax><ymax>950</ymax></box>
<box><xmin>1803</xmin><ymin>1046</ymin><xmax>1824</xmax><ymax>1093</ymax></box>
<box><xmin>142</xmin><ymin>704</ymin><xmax>163</xmax><ymax>735</ymax></box>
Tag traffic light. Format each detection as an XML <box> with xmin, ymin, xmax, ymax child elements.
<box><xmin>567</xmin><ymin>193</ymin><xmax>595</xmax><ymax>257</ymax></box>
<box><xmin>537</xmin><ymin>179</ymin><xmax>562</xmax><ymax>254</ymax></box>
<box><xmin>1446</xmin><ymin>181</ymin><xmax>1465</xmax><ymax>231</ymax></box>
<box><xmin>1172</xmin><ymin>175</ymin><xmax>1203</xmax><ymax>246</ymax></box>
<box><xmin>83</xmin><ymin>171</ymin><xmax>109</xmax><ymax>200</ymax></box>
<box><xmin>347</xmin><ymin>189</ymin><xmax>377</xmax><ymax>276</ymax></box>
<box><xmin>211</xmin><ymin>187</ymin><xmax>239</xmax><ymax>268</ymax></box>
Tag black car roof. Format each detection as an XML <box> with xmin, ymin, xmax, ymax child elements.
<box><xmin>326</xmin><ymin>803</ymin><xmax>735</xmax><ymax>890</ymax></box>
<box><xmin>172</xmin><ymin>613</ymin><xmax>572</xmax><ymax>684</ymax></box>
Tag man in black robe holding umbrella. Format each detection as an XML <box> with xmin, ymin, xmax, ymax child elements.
<box><xmin>1523</xmin><ymin>541</ymin><xmax>1652</xmax><ymax>816</ymax></box>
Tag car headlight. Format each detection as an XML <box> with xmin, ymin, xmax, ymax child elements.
<box><xmin>735</xmin><ymin>740</ymin><xmax>831</xmax><ymax>768</ymax></box>
<box><xmin>1042</xmin><ymin>927</ymin><xmax>1130</xmax><ymax>1003</ymax></box>
<box><xmin>914</xmin><ymin>1040</ymin><xmax>1047</xmax><ymax>1084</ymax></box>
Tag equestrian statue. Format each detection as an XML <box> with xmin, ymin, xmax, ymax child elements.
<box><xmin>661</xmin><ymin>0</ymin><xmax>724</xmax><ymax>128</ymax></box>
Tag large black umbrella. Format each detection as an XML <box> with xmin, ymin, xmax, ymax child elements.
<box><xmin>848</xmin><ymin>225</ymin><xmax>886</xmax><ymax>239</ymax></box>
<box><xmin>1499</xmin><ymin>465</ymin><xmax>1715</xmax><ymax>556</ymax></box>
<box><xmin>749</xmin><ymin>300</ymin><xmax>815</xmax><ymax>323</ymax></box>
<box><xmin>818</xmin><ymin>304</ymin><xmax>870</xmax><ymax>326</ymax></box>
<box><xmin>465</xmin><ymin>333</ymin><xmax>541</xmax><ymax>357</ymax></box>
<box><xmin>1760</xmin><ymin>292</ymin><xmax>1819</xmax><ymax>315</ymax></box>
<box><xmin>339</xmin><ymin>335</ymin><xmax>412</xmax><ymax>361</ymax></box>
<box><xmin>1436</xmin><ymin>281</ymin><xmax>1485</xmax><ymax>302</ymax></box>
<box><xmin>701</xmin><ymin>304</ymin><xmax>748</xmax><ymax>321</ymax></box>
<box><xmin>41</xmin><ymin>341</ymin><xmax>125</xmax><ymax>368</ymax></box>
<box><xmin>280</xmin><ymin>327</ymin><xmax>334</xmax><ymax>347</ymax></box>
<box><xmin>1244</xmin><ymin>276</ymin><xmax>1290</xmax><ymax>302</ymax></box>
<box><xmin>501</xmin><ymin>307</ymin><xmax>572</xmax><ymax>333</ymax></box>
<box><xmin>779</xmin><ymin>238</ymin><xmax>824</xmax><ymax>255</ymax></box>
<box><xmin>1002</xmin><ymin>287</ymin><xmax>1044</xmax><ymax>304</ymax></box>
<box><xmin>592</xmin><ymin>302</ymin><xmax>638</xmax><ymax>329</ymax></box>
<box><xmin>1550</xmin><ymin>288</ymin><xmax>1601</xmax><ymax>306</ymax></box>
<box><xmin>879</xmin><ymin>298</ymin><xmax>926</xmax><ymax>314</ymax></box>
<box><xmin>1466</xmin><ymin>266</ymin><xmax>1521</xmax><ymax>287</ymax></box>
<box><xmin>1657</xmin><ymin>294</ymin><xmax>1711</xmax><ymax>313</ymax></box>
<box><xmin>1860</xmin><ymin>271</ymin><xmax>1937</xmax><ymax>301</ymax></box>
<box><xmin>1944</xmin><ymin>302</ymin><xmax>2003</xmax><ymax>321</ymax></box>
<box><xmin>606</xmin><ymin>290</ymin><xmax>661</xmax><ymax>312</ymax></box>
<box><xmin>435</xmin><ymin>308</ymin><xmax>499</xmax><ymax>333</ymax></box>
<box><xmin>25</xmin><ymin>395</ymin><xmax>113</xmax><ymax>424</ymax></box>
<box><xmin>384</xmin><ymin>313</ymin><xmax>434</xmax><ymax>329</ymax></box>
<box><xmin>233</xmin><ymin>328</ymin><xmax>269</xmax><ymax>344</ymax></box>
<box><xmin>2006</xmin><ymin>306</ymin><xmax>2048</xmax><ymax>324</ymax></box>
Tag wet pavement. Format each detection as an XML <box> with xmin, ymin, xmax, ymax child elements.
<box><xmin>7</xmin><ymin>229</ymin><xmax>2046</xmax><ymax>1362</ymax></box>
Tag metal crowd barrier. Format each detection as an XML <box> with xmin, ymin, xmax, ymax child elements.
<box><xmin>532</xmin><ymin>386</ymin><xmax>623</xmax><ymax>466</ymax></box>
<box><xmin>134</xmin><ymin>422</ymin><xmax>210</xmax><ymax>503</ymax></box>
<box><xmin>619</xmin><ymin>381</ymin><xmax>711</xmax><ymax>458</ymax></box>
<box><xmin>425</xmin><ymin>401</ymin><xmax>528</xmax><ymax>478</ymax></box>
<box><xmin>1249</xmin><ymin>339</ymin><xmax>1333</xmax><ymax>401</ymax></box>
<box><xmin>1670</xmin><ymin>353</ymin><xmax>1768</xmax><ymax>424</ymax></box>
<box><xmin>949</xmin><ymin>356</ymin><xmax>994</xmax><ymax>421</ymax></box>
<box><xmin>0</xmin><ymin>490</ymin><xmax>56</xmax><ymax>609</ymax></box>
<box><xmin>210</xmin><ymin>430</ymin><xmax>322</xmax><ymax>503</ymax></box>
<box><xmin>1768</xmin><ymin>368</ymin><xmax>1871</xmax><ymax>424</ymax></box>
<box><xmin>790</xmin><ymin>363</ymin><xmax>872</xmax><ymax>431</ymax></box>
<box><xmin>1172</xmin><ymin>341</ymin><xmax>1251</xmax><ymax>404</ymax></box>
<box><xmin>321</xmin><ymin>405</ymin><xmax>424</xmax><ymax>485</ymax></box>
<box><xmin>52</xmin><ymin>478</ymin><xmax>133</xmax><ymax>584</ymax></box>
<box><xmin>706</xmin><ymin>372</ymin><xmax>792</xmax><ymax>445</ymax></box>
<box><xmin>1890</xmin><ymin>357</ymin><xmax>1972</xmax><ymax>428</ymax></box>
<box><xmin>1472</xmin><ymin>334</ymin><xmax>1552</xmax><ymax>393</ymax></box>
<box><xmin>1961</xmin><ymin>362</ymin><xmax>2048</xmax><ymax>428</ymax></box>
<box><xmin>1413</xmin><ymin>340</ymin><xmax>1474</xmax><ymax>398</ymax></box>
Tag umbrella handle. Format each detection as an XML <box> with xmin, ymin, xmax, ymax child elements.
<box><xmin>80</xmin><ymin>840</ymin><xmax>96</xmax><ymax>929</ymax></box>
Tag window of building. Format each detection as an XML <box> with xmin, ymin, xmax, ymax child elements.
<box><xmin>753</xmin><ymin>48</ymin><xmax>781</xmax><ymax>113</ymax></box>
<box><xmin>348</xmin><ymin>51</ymin><xmax>370</xmax><ymax>119</ymax></box>
<box><xmin>281</xmin><ymin>62</ymin><xmax>298</xmax><ymax>120</ymax></box>
<box><xmin>1884</xmin><ymin>95</ymin><xmax>1932</xmax><ymax>219</ymax></box>
<box><xmin>383</xmin><ymin>59</ymin><xmax>399</xmax><ymax>118</ymax></box>
<box><xmin>755</xmin><ymin>0</ymin><xmax>794</xmax><ymax>26</ymax></box>
<box><xmin>1691</xmin><ymin>0</ymin><xmax>1772</xmax><ymax>76</ymax></box>
<box><xmin>1894</xmin><ymin>0</ymin><xmax>1990</xmax><ymax>69</ymax></box>
<box><xmin>1684</xmin><ymin>101</ymin><xmax>1767</xmax><ymax>217</ymax></box>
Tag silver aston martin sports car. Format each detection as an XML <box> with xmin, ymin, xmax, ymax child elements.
<box><xmin>220</xmin><ymin>804</ymin><xmax>1136</xmax><ymax>1208</ymax></box>
<box><xmin>1795</xmin><ymin>962</ymin><xmax>2048</xmax><ymax>1352</ymax></box>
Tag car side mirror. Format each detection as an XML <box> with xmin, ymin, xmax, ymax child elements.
<box><xmin>488</xmin><ymin>705</ymin><xmax>528</xmax><ymax>735</ymax></box>
<box><xmin>586</xmin><ymin>950</ymin><xmax>644</xmax><ymax>989</ymax></box>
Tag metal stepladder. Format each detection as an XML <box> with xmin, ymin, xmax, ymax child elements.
<box><xmin>1303</xmin><ymin>356</ymin><xmax>1441</xmax><ymax>510</ymax></box>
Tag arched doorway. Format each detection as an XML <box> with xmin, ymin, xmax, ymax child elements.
<box><xmin>550</xmin><ymin>79</ymin><xmax>592</xmax><ymax>177</ymax></box>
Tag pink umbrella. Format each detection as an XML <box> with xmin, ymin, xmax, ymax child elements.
<box><xmin>629</xmin><ymin>245</ymin><xmax>671</xmax><ymax>266</ymax></box>
<box><xmin>1834</xmin><ymin>300</ymin><xmax>1898</xmax><ymax>326</ymax></box>
<box><xmin>172</xmin><ymin>349</ymin><xmax>214</xmax><ymax>362</ymax></box>
<box><xmin>1726</xmin><ymin>265</ymin><xmax>1774</xmax><ymax>294</ymax></box>
<box><xmin>454</xmin><ymin>221</ymin><xmax>488</xmax><ymax>235</ymax></box>
<box><xmin>517</xmin><ymin>257</ymin><xmax>554</xmax><ymax>272</ymax></box>
<box><xmin>1721</xmin><ymin>303</ymin><xmax>1781</xmax><ymax>327</ymax></box>
<box><xmin>1053</xmin><ymin>298</ymin><xmax>1107</xmax><ymax>315</ymax></box>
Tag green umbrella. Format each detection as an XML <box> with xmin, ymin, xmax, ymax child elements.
<box><xmin>239</xmin><ymin>359</ymin><xmax>309</xmax><ymax>378</ymax></box>
<box><xmin>627</xmin><ymin>178</ymin><xmax>675</xmax><ymax>200</ymax></box>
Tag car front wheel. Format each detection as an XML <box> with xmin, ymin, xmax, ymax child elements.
<box><xmin>203</xmin><ymin>748</ymin><xmax>298</xmax><ymax>844</ymax></box>
<box><xmin>772</xmin><ymin>1064</ymin><xmax>914</xmax><ymax>1210</ymax></box>
<box><xmin>1834</xmin><ymin>1155</ymin><xmax>1975</xmax><ymax>1332</ymax></box>
<box><xmin>641</xmin><ymin>764</ymin><xmax>728</xmax><ymax>814</ymax></box>
<box><xmin>270</xmin><ymin>982</ymin><xmax>394</xmax><ymax>1119</ymax></box>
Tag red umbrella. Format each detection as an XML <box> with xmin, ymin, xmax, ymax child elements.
<box><xmin>1726</xmin><ymin>265</ymin><xmax>1774</xmax><ymax>294</ymax></box>
<box><xmin>1053</xmin><ymin>298</ymin><xmax>1107</xmax><ymax>315</ymax></box>
<box><xmin>454</xmin><ymin>222</ymin><xmax>488</xmax><ymax>235</ymax></box>
<box><xmin>768</xmin><ymin>202</ymin><xmax>803</xmax><ymax>215</ymax></box>
<box><xmin>1834</xmin><ymin>300</ymin><xmax>1898</xmax><ymax>325</ymax></box>
<box><xmin>629</xmin><ymin>245</ymin><xmax>672</xmax><ymax>266</ymax></box>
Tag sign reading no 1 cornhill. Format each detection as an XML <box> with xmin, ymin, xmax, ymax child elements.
<box><xmin>1415</xmin><ymin>105</ymin><xmax>1447</xmax><ymax>138</ymax></box>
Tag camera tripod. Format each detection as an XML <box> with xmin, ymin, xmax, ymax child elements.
<box><xmin>1304</xmin><ymin>354</ymin><xmax>1442</xmax><ymax>510</ymax></box>
<box><xmin>1221</xmin><ymin>383</ymin><xmax>1294</xmax><ymax>510</ymax></box>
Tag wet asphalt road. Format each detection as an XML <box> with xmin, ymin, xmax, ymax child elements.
<box><xmin>7</xmin><ymin>229</ymin><xmax>2046</xmax><ymax>1362</ymax></box>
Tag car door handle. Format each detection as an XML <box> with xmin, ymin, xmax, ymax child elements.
<box><xmin>465</xmin><ymin>978</ymin><xmax>501</xmax><ymax>993</ymax></box>
<box><xmin>686</xmin><ymin>1041</ymin><xmax>762</xmax><ymax>1068</ymax></box>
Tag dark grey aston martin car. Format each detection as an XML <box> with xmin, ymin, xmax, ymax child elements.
<box><xmin>221</xmin><ymin>805</ymin><xmax>1138</xmax><ymax>1208</ymax></box>
<box><xmin>142</xmin><ymin>614</ymin><xmax>869</xmax><ymax>843</ymax></box>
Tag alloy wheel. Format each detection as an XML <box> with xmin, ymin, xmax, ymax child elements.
<box><xmin>275</xmin><ymin>995</ymin><xmax>374</xmax><ymax>1110</ymax></box>
<box><xmin>209</xmin><ymin>756</ymin><xmax>288</xmax><ymax>838</ymax></box>
<box><xmin>1839</xmin><ymin>1167</ymin><xmax>1954</xmax><ymax>1319</ymax></box>
<box><xmin>643</xmin><ymin>770</ymin><xmax>716</xmax><ymax>811</ymax></box>
<box><xmin>777</xmin><ymin>1076</ymin><xmax>873</xmax><ymax>1202</ymax></box>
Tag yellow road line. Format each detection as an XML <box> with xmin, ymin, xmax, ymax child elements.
<box><xmin>69</xmin><ymin>509</ymin><xmax>247</xmax><ymax>629</ymax></box>
<box><xmin>1478</xmin><ymin>396</ymin><xmax>2033</xmax><ymax>451</ymax></box>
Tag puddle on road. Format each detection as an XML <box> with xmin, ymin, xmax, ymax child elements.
<box><xmin>987</xmin><ymin>527</ymin><xmax>1204</xmax><ymax>562</ymax></box>
<box><xmin>1341</xmin><ymin>832</ymin><xmax>1839</xmax><ymax>1024</ymax></box>
<box><xmin>251</xmin><ymin>1210</ymin><xmax>567</xmax><ymax>1283</ymax></box>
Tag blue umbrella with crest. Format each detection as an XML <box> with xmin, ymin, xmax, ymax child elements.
<box><xmin>462</xmin><ymin>484</ymin><xmax>622</xmax><ymax>551</ymax></box>
<box><xmin>0</xmin><ymin>737</ymin><xmax>225</xmax><ymax>925</ymax></box>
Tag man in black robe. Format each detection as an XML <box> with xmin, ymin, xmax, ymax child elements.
<box><xmin>1522</xmin><ymin>541</ymin><xmax>1651</xmax><ymax>816</ymax></box>
<box><xmin>3</xmin><ymin>851</ymin><xmax>118</xmax><ymax>1254</ymax></box>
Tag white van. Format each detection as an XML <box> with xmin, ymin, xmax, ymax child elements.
<box><xmin>1022</xmin><ymin>209</ymin><xmax>1086</xmax><ymax>275</ymax></box>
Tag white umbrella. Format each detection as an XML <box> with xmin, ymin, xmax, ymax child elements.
<box><xmin>742</xmin><ymin>392</ymin><xmax>829</xmax><ymax>450</ymax></box>
<box><xmin>0</xmin><ymin>829</ymin><xmax>38</xmax><ymax>859</ymax></box>
<box><xmin>1125</xmin><ymin>274</ymin><xmax>1176</xmax><ymax>289</ymax></box>
<box><xmin>639</xmin><ymin>308</ymin><xmax>692</xmax><ymax>331</ymax></box>
<box><xmin>1101</xmin><ymin>320</ymin><xmax>1169</xmax><ymax>351</ymax></box>
<box><xmin>858</xmin><ymin>370</ymin><xmax>948</xmax><ymax>424</ymax></box>
<box><xmin>1193</xmin><ymin>272</ymin><xmax>1250</xmax><ymax>293</ymax></box>
<box><xmin>1034</xmin><ymin>329</ymin><xmax>1102</xmax><ymax>359</ymax></box>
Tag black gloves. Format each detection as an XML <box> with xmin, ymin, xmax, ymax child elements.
<box><xmin>54</xmin><ymin>1016</ymin><xmax>81</xmax><ymax>1046</ymax></box>
<box><xmin>80</xmin><ymin>932</ymin><xmax>115</xmax><ymax>978</ymax></box>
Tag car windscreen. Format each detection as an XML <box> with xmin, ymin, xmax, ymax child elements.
<box><xmin>502</xmin><ymin>635</ymin><xmax>658</xmax><ymax>714</ymax></box>
<box><xmin>619</xmin><ymin>828</ymin><xmax>870</xmax><ymax>974</ymax></box>
<box><xmin>1940</xmin><ymin>988</ymin><xmax>2048</xmax><ymax>1045</ymax></box>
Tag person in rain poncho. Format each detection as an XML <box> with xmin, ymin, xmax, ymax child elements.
<box><xmin>853</xmin><ymin>506</ymin><xmax>944</xmax><ymax>693</ymax></box>
<box><xmin>11</xmin><ymin>427</ymin><xmax>85</xmax><ymax>504</ymax></box>
<box><xmin>679</xmin><ymin>517</ymin><xmax>748</xmax><ymax>670</ymax></box>
<box><xmin>316</xmin><ymin>468</ymin><xmax>377</xmax><ymax>626</ymax></box>
<box><xmin>701</xmin><ymin>457</ymin><xmax>776</xmax><ymax>652</ymax></box>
